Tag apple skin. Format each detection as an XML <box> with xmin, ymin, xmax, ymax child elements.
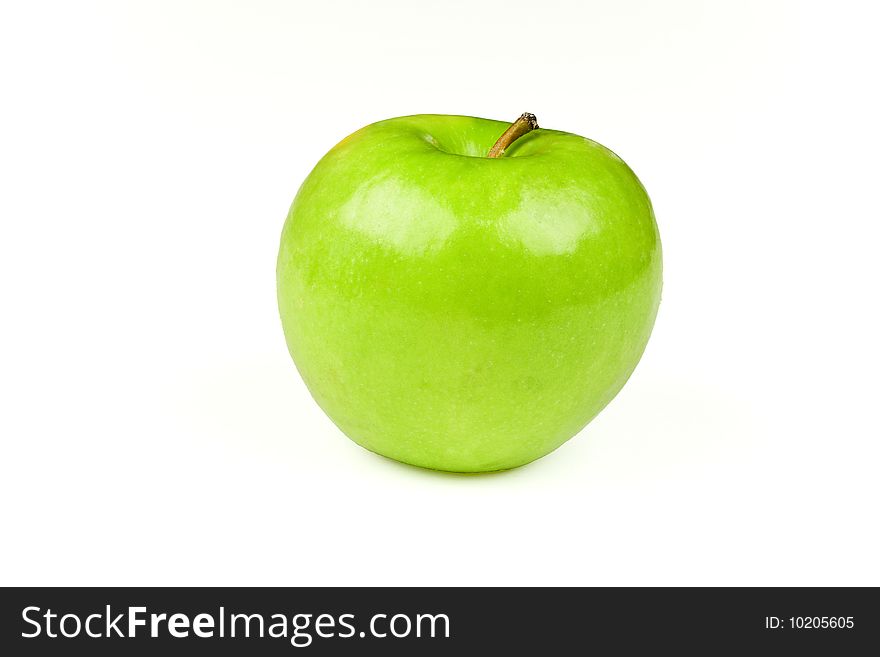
<box><xmin>277</xmin><ymin>114</ymin><xmax>661</xmax><ymax>472</ymax></box>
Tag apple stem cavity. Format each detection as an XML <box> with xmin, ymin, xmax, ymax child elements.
<box><xmin>486</xmin><ymin>112</ymin><xmax>539</xmax><ymax>158</ymax></box>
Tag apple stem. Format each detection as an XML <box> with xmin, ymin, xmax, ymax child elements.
<box><xmin>486</xmin><ymin>113</ymin><xmax>539</xmax><ymax>158</ymax></box>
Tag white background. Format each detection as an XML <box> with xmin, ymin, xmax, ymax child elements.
<box><xmin>1</xmin><ymin>0</ymin><xmax>878</xmax><ymax>586</ymax></box>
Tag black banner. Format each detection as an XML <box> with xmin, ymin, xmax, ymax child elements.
<box><xmin>1</xmin><ymin>587</ymin><xmax>876</xmax><ymax>654</ymax></box>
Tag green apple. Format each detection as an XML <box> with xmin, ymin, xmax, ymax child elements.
<box><xmin>277</xmin><ymin>113</ymin><xmax>661</xmax><ymax>472</ymax></box>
